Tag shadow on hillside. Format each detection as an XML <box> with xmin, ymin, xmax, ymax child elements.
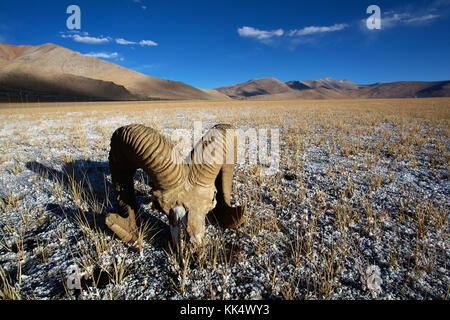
<box><xmin>25</xmin><ymin>160</ymin><xmax>171</xmax><ymax>250</ymax></box>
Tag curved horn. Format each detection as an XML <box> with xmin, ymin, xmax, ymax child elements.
<box><xmin>111</xmin><ymin>124</ymin><xmax>187</xmax><ymax>191</ymax></box>
<box><xmin>107</xmin><ymin>124</ymin><xmax>187</xmax><ymax>242</ymax></box>
<box><xmin>188</xmin><ymin>124</ymin><xmax>246</xmax><ymax>228</ymax></box>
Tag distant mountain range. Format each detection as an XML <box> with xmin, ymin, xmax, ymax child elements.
<box><xmin>215</xmin><ymin>77</ymin><xmax>450</xmax><ymax>100</ymax></box>
<box><xmin>0</xmin><ymin>42</ymin><xmax>449</xmax><ymax>102</ymax></box>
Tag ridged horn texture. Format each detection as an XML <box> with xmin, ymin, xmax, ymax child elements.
<box><xmin>106</xmin><ymin>123</ymin><xmax>246</xmax><ymax>244</ymax></box>
<box><xmin>110</xmin><ymin>124</ymin><xmax>187</xmax><ymax>192</ymax></box>
<box><xmin>188</xmin><ymin>124</ymin><xmax>246</xmax><ymax>228</ymax></box>
<box><xmin>107</xmin><ymin>124</ymin><xmax>187</xmax><ymax>242</ymax></box>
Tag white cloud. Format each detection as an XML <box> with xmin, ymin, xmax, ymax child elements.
<box><xmin>61</xmin><ymin>31</ymin><xmax>156</xmax><ymax>48</ymax></box>
<box><xmin>84</xmin><ymin>52</ymin><xmax>118</xmax><ymax>59</ymax></box>
<box><xmin>405</xmin><ymin>14</ymin><xmax>440</xmax><ymax>23</ymax></box>
<box><xmin>379</xmin><ymin>10</ymin><xmax>440</xmax><ymax>28</ymax></box>
<box><xmin>381</xmin><ymin>11</ymin><xmax>439</xmax><ymax>26</ymax></box>
<box><xmin>139</xmin><ymin>40</ymin><xmax>158</xmax><ymax>46</ymax></box>
<box><xmin>238</xmin><ymin>24</ymin><xmax>348</xmax><ymax>46</ymax></box>
<box><xmin>288</xmin><ymin>23</ymin><xmax>348</xmax><ymax>36</ymax></box>
<box><xmin>237</xmin><ymin>26</ymin><xmax>284</xmax><ymax>41</ymax></box>
<box><xmin>117</xmin><ymin>38</ymin><xmax>158</xmax><ymax>46</ymax></box>
<box><xmin>116</xmin><ymin>38</ymin><xmax>137</xmax><ymax>45</ymax></box>
<box><xmin>73</xmin><ymin>34</ymin><xmax>110</xmax><ymax>44</ymax></box>
<box><xmin>61</xmin><ymin>32</ymin><xmax>110</xmax><ymax>44</ymax></box>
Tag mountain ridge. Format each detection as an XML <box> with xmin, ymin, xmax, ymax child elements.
<box><xmin>1</xmin><ymin>42</ymin><xmax>449</xmax><ymax>102</ymax></box>
<box><xmin>215</xmin><ymin>77</ymin><xmax>450</xmax><ymax>100</ymax></box>
<box><xmin>0</xmin><ymin>42</ymin><xmax>220</xmax><ymax>101</ymax></box>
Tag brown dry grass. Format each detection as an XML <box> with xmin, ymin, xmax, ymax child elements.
<box><xmin>0</xmin><ymin>97</ymin><xmax>448</xmax><ymax>299</ymax></box>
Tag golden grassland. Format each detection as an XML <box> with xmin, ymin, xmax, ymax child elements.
<box><xmin>0</xmin><ymin>97</ymin><xmax>449</xmax><ymax>299</ymax></box>
<box><xmin>1</xmin><ymin>97</ymin><xmax>449</xmax><ymax>113</ymax></box>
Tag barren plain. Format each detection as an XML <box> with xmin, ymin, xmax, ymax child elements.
<box><xmin>0</xmin><ymin>98</ymin><xmax>448</xmax><ymax>299</ymax></box>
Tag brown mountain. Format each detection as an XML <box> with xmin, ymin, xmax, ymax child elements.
<box><xmin>215</xmin><ymin>77</ymin><xmax>358</xmax><ymax>100</ymax></box>
<box><xmin>216</xmin><ymin>77</ymin><xmax>293</xmax><ymax>99</ymax></box>
<box><xmin>352</xmin><ymin>81</ymin><xmax>450</xmax><ymax>98</ymax></box>
<box><xmin>216</xmin><ymin>77</ymin><xmax>450</xmax><ymax>100</ymax></box>
<box><xmin>0</xmin><ymin>59</ymin><xmax>136</xmax><ymax>102</ymax></box>
<box><xmin>287</xmin><ymin>77</ymin><xmax>361</xmax><ymax>91</ymax></box>
<box><xmin>1</xmin><ymin>42</ymin><xmax>449</xmax><ymax>102</ymax></box>
<box><xmin>0</xmin><ymin>42</ymin><xmax>219</xmax><ymax>101</ymax></box>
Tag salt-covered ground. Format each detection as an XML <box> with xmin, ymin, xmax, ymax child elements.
<box><xmin>0</xmin><ymin>99</ymin><xmax>448</xmax><ymax>299</ymax></box>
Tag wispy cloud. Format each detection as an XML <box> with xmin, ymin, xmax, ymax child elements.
<box><xmin>382</xmin><ymin>11</ymin><xmax>440</xmax><ymax>28</ymax></box>
<box><xmin>116</xmin><ymin>38</ymin><xmax>137</xmax><ymax>45</ymax></box>
<box><xmin>61</xmin><ymin>31</ymin><xmax>157</xmax><ymax>47</ymax></box>
<box><xmin>83</xmin><ymin>52</ymin><xmax>119</xmax><ymax>59</ymax></box>
<box><xmin>61</xmin><ymin>32</ymin><xmax>111</xmax><ymax>44</ymax></box>
<box><xmin>238</xmin><ymin>23</ymin><xmax>347</xmax><ymax>46</ymax></box>
<box><xmin>288</xmin><ymin>23</ymin><xmax>348</xmax><ymax>36</ymax></box>
<box><xmin>139</xmin><ymin>39</ymin><xmax>158</xmax><ymax>46</ymax></box>
<box><xmin>237</xmin><ymin>26</ymin><xmax>284</xmax><ymax>42</ymax></box>
<box><xmin>72</xmin><ymin>34</ymin><xmax>110</xmax><ymax>44</ymax></box>
<box><xmin>116</xmin><ymin>38</ymin><xmax>158</xmax><ymax>46</ymax></box>
<box><xmin>359</xmin><ymin>1</ymin><xmax>445</xmax><ymax>31</ymax></box>
<box><xmin>405</xmin><ymin>14</ymin><xmax>440</xmax><ymax>23</ymax></box>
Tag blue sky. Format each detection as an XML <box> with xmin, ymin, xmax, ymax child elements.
<box><xmin>0</xmin><ymin>0</ymin><xmax>449</xmax><ymax>88</ymax></box>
